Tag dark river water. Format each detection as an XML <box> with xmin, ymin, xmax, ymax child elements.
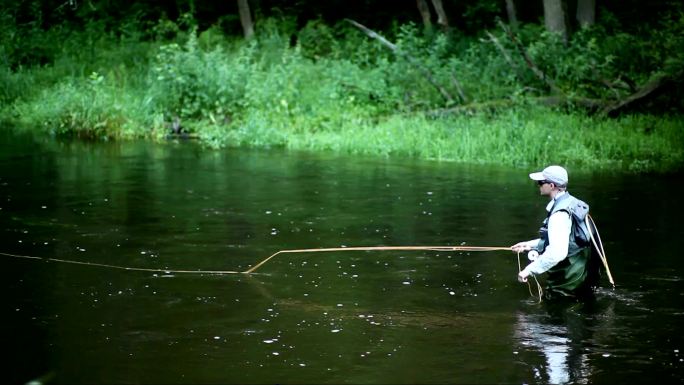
<box><xmin>1</xmin><ymin>129</ymin><xmax>683</xmax><ymax>384</ymax></box>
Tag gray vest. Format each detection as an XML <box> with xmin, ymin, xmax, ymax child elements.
<box><xmin>537</xmin><ymin>192</ymin><xmax>591</xmax><ymax>257</ymax></box>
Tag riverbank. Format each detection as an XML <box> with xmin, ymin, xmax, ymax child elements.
<box><xmin>2</xmin><ymin>24</ymin><xmax>682</xmax><ymax>173</ymax></box>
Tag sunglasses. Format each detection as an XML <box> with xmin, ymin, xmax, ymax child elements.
<box><xmin>536</xmin><ymin>180</ymin><xmax>552</xmax><ymax>186</ymax></box>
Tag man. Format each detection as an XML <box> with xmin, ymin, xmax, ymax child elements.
<box><xmin>511</xmin><ymin>165</ymin><xmax>599</xmax><ymax>299</ymax></box>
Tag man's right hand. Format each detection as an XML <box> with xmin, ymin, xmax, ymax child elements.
<box><xmin>511</xmin><ymin>242</ymin><xmax>532</xmax><ymax>254</ymax></box>
<box><xmin>518</xmin><ymin>270</ymin><xmax>530</xmax><ymax>283</ymax></box>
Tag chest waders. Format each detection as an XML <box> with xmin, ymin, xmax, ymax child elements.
<box><xmin>536</xmin><ymin>193</ymin><xmax>597</xmax><ymax>298</ymax></box>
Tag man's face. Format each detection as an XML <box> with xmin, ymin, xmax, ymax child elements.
<box><xmin>536</xmin><ymin>180</ymin><xmax>553</xmax><ymax>196</ymax></box>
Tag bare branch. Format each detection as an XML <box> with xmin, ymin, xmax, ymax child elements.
<box><xmin>345</xmin><ymin>18</ymin><xmax>455</xmax><ymax>105</ymax></box>
<box><xmin>498</xmin><ymin>20</ymin><xmax>563</xmax><ymax>95</ymax></box>
<box><xmin>485</xmin><ymin>30</ymin><xmax>526</xmax><ymax>81</ymax></box>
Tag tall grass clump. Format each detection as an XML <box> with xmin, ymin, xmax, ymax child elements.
<box><xmin>10</xmin><ymin>72</ymin><xmax>153</xmax><ymax>139</ymax></box>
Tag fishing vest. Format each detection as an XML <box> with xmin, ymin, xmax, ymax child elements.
<box><xmin>536</xmin><ymin>192</ymin><xmax>594</xmax><ymax>297</ymax></box>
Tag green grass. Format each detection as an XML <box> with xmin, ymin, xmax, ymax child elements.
<box><xmin>263</xmin><ymin>108</ymin><xmax>684</xmax><ymax>173</ymax></box>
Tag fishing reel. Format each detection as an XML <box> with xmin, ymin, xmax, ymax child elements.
<box><xmin>528</xmin><ymin>250</ymin><xmax>539</xmax><ymax>261</ymax></box>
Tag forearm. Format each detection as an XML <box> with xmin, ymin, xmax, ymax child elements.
<box><xmin>522</xmin><ymin>242</ymin><xmax>568</xmax><ymax>275</ymax></box>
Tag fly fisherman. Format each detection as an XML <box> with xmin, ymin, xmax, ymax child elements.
<box><xmin>511</xmin><ymin>165</ymin><xmax>600</xmax><ymax>299</ymax></box>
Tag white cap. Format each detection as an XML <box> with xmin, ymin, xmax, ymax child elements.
<box><xmin>529</xmin><ymin>165</ymin><xmax>568</xmax><ymax>186</ymax></box>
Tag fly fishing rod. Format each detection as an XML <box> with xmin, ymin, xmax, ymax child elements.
<box><xmin>242</xmin><ymin>245</ymin><xmax>511</xmax><ymax>274</ymax></box>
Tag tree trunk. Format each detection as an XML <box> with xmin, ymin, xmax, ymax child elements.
<box><xmin>505</xmin><ymin>0</ymin><xmax>518</xmax><ymax>30</ymax></box>
<box><xmin>543</xmin><ymin>0</ymin><xmax>567</xmax><ymax>42</ymax></box>
<box><xmin>416</xmin><ymin>0</ymin><xmax>432</xmax><ymax>30</ymax></box>
<box><xmin>430</xmin><ymin>0</ymin><xmax>449</xmax><ymax>29</ymax></box>
<box><xmin>237</xmin><ymin>0</ymin><xmax>254</xmax><ymax>39</ymax></box>
<box><xmin>576</xmin><ymin>0</ymin><xmax>596</xmax><ymax>28</ymax></box>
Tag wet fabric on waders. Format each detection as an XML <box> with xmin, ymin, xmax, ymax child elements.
<box><xmin>536</xmin><ymin>193</ymin><xmax>595</xmax><ymax>298</ymax></box>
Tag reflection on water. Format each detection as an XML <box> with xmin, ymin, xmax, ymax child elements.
<box><xmin>1</xmin><ymin>129</ymin><xmax>684</xmax><ymax>384</ymax></box>
<box><xmin>514</xmin><ymin>299</ymin><xmax>616</xmax><ymax>384</ymax></box>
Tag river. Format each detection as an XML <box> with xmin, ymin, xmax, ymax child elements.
<box><xmin>1</xmin><ymin>128</ymin><xmax>683</xmax><ymax>384</ymax></box>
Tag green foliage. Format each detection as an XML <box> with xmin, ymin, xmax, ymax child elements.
<box><xmin>522</xmin><ymin>25</ymin><xmax>619</xmax><ymax>97</ymax></box>
<box><xmin>0</xmin><ymin>67</ymin><xmax>34</xmax><ymax>106</ymax></box>
<box><xmin>149</xmin><ymin>32</ymin><xmax>248</xmax><ymax>126</ymax></box>
<box><xmin>652</xmin><ymin>5</ymin><xmax>684</xmax><ymax>75</ymax></box>
<box><xmin>10</xmin><ymin>73</ymin><xmax>128</xmax><ymax>138</ymax></box>
<box><xmin>297</xmin><ymin>19</ymin><xmax>337</xmax><ymax>59</ymax></box>
<box><xmin>151</xmin><ymin>17</ymin><xmax>182</xmax><ymax>41</ymax></box>
<box><xmin>2</xmin><ymin>11</ymin><xmax>683</xmax><ymax>173</ymax></box>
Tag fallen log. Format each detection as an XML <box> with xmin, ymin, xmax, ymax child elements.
<box><xmin>600</xmin><ymin>71</ymin><xmax>679</xmax><ymax>116</ymax></box>
<box><xmin>424</xmin><ymin>95</ymin><xmax>605</xmax><ymax>116</ymax></box>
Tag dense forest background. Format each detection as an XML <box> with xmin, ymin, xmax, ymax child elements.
<box><xmin>1</xmin><ymin>0</ymin><xmax>683</xmax><ymax>171</ymax></box>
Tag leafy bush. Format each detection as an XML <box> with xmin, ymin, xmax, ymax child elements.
<box><xmin>147</xmin><ymin>29</ymin><xmax>258</xmax><ymax>133</ymax></box>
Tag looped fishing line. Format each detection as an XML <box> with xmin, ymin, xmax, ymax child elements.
<box><xmin>516</xmin><ymin>251</ymin><xmax>543</xmax><ymax>302</ymax></box>
<box><xmin>586</xmin><ymin>214</ymin><xmax>614</xmax><ymax>287</ymax></box>
<box><xmin>0</xmin><ymin>251</ymin><xmax>241</xmax><ymax>275</ymax></box>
